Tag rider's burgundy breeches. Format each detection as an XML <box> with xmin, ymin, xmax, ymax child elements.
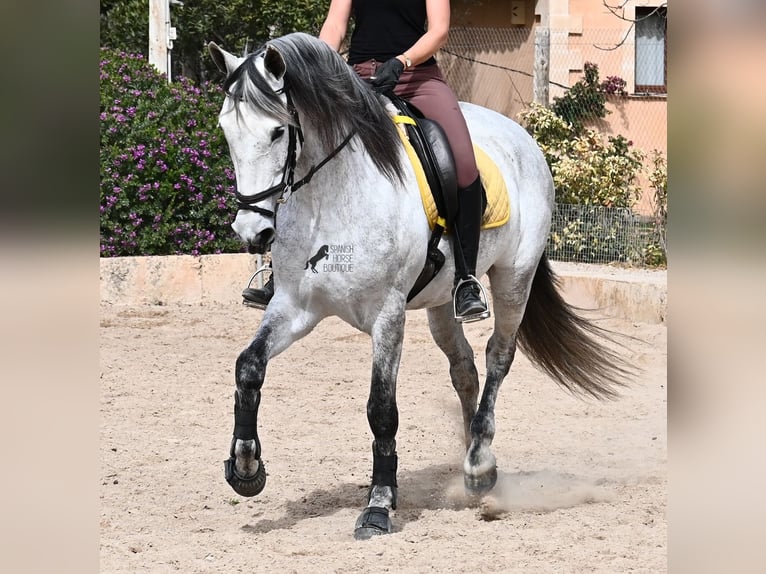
<box><xmin>352</xmin><ymin>60</ymin><xmax>480</xmax><ymax>189</ymax></box>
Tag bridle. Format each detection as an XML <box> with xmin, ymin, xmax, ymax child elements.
<box><xmin>233</xmin><ymin>88</ymin><xmax>356</xmax><ymax>219</ymax></box>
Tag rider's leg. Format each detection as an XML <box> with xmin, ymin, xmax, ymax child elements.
<box><xmin>452</xmin><ymin>176</ymin><xmax>488</xmax><ymax>319</ymax></box>
<box><xmin>396</xmin><ymin>66</ymin><xmax>488</xmax><ymax>321</ymax></box>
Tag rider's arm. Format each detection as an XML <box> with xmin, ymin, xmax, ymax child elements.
<box><xmin>319</xmin><ymin>0</ymin><xmax>352</xmax><ymax>51</ymax></box>
<box><xmin>395</xmin><ymin>0</ymin><xmax>450</xmax><ymax>69</ymax></box>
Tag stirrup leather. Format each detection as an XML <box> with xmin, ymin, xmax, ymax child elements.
<box><xmin>242</xmin><ymin>265</ymin><xmax>272</xmax><ymax>310</ymax></box>
<box><xmin>453</xmin><ymin>275</ymin><xmax>491</xmax><ymax>323</ymax></box>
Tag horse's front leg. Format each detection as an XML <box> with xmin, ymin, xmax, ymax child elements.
<box><xmin>224</xmin><ymin>307</ymin><xmax>318</xmax><ymax>497</ymax></box>
<box><xmin>354</xmin><ymin>299</ymin><xmax>405</xmax><ymax>540</ymax></box>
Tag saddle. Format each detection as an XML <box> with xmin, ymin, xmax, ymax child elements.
<box><xmin>389</xmin><ymin>95</ymin><xmax>460</xmax><ymax>229</ymax></box>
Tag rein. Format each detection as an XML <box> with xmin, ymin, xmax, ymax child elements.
<box><xmin>234</xmin><ymin>89</ymin><xmax>356</xmax><ymax>218</ymax></box>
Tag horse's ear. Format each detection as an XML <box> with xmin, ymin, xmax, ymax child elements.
<box><xmin>263</xmin><ymin>45</ymin><xmax>286</xmax><ymax>81</ymax></box>
<box><xmin>208</xmin><ymin>42</ymin><xmax>244</xmax><ymax>76</ymax></box>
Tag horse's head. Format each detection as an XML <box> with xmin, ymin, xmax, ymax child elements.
<box><xmin>208</xmin><ymin>42</ymin><xmax>296</xmax><ymax>254</ymax></box>
<box><xmin>209</xmin><ymin>33</ymin><xmax>407</xmax><ymax>254</ymax></box>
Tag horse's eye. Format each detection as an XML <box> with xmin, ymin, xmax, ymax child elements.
<box><xmin>270</xmin><ymin>126</ymin><xmax>285</xmax><ymax>142</ymax></box>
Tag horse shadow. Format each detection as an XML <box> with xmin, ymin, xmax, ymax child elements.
<box><xmin>239</xmin><ymin>464</ymin><xmax>613</xmax><ymax>534</ymax></box>
<box><xmin>240</xmin><ymin>463</ymin><xmax>458</xmax><ymax>534</ymax></box>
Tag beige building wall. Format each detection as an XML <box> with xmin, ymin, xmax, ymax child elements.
<box><xmin>549</xmin><ymin>0</ymin><xmax>667</xmax><ymax>130</ymax></box>
<box><xmin>564</xmin><ymin>0</ymin><xmax>667</xmax><ymax>214</ymax></box>
<box><xmin>452</xmin><ymin>0</ymin><xmax>536</xmax><ymax>28</ymax></box>
<box><xmin>445</xmin><ymin>0</ymin><xmax>666</xmax><ymax>214</ymax></box>
<box><xmin>446</xmin><ymin>0</ymin><xmax>538</xmax><ymax>120</ymax></box>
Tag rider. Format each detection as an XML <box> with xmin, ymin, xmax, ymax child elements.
<box><xmin>245</xmin><ymin>0</ymin><xmax>488</xmax><ymax>321</ymax></box>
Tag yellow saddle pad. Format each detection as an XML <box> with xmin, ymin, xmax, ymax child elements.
<box><xmin>394</xmin><ymin>116</ymin><xmax>510</xmax><ymax>231</ymax></box>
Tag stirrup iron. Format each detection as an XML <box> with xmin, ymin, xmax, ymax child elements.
<box><xmin>453</xmin><ymin>275</ymin><xmax>491</xmax><ymax>323</ymax></box>
<box><xmin>242</xmin><ymin>265</ymin><xmax>272</xmax><ymax>310</ymax></box>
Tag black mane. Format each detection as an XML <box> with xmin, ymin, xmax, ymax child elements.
<box><xmin>224</xmin><ymin>32</ymin><xmax>405</xmax><ymax>183</ymax></box>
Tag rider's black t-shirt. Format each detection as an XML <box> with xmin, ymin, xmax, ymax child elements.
<box><xmin>347</xmin><ymin>0</ymin><xmax>437</xmax><ymax>66</ymax></box>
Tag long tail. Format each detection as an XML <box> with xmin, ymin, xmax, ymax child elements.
<box><xmin>517</xmin><ymin>254</ymin><xmax>633</xmax><ymax>400</ymax></box>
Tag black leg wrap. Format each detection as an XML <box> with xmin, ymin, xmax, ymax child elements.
<box><xmin>233</xmin><ymin>392</ymin><xmax>260</xmax><ymax>443</ymax></box>
<box><xmin>224</xmin><ymin>392</ymin><xmax>266</xmax><ymax>497</ymax></box>
<box><xmin>370</xmin><ymin>452</ymin><xmax>398</xmax><ymax>510</ymax></box>
<box><xmin>372</xmin><ymin>453</ymin><xmax>398</xmax><ymax>488</ymax></box>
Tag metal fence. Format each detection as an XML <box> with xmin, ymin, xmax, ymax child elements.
<box><xmin>437</xmin><ymin>27</ymin><xmax>667</xmax><ymax>266</ymax></box>
<box><xmin>546</xmin><ymin>204</ymin><xmax>662</xmax><ymax>266</ymax></box>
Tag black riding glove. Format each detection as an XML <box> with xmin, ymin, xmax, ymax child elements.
<box><xmin>369</xmin><ymin>58</ymin><xmax>405</xmax><ymax>94</ymax></box>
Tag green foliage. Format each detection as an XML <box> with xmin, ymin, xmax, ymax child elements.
<box><xmin>548</xmin><ymin>62</ymin><xmax>629</xmax><ymax>132</ymax></box>
<box><xmin>519</xmin><ymin>103</ymin><xmax>644</xmax><ymax>208</ymax></box>
<box><xmin>100</xmin><ymin>0</ymin><xmax>331</xmax><ymax>82</ymax></box>
<box><xmin>550</xmin><ymin>62</ymin><xmax>607</xmax><ymax>131</ymax></box>
<box><xmin>546</xmin><ymin>204</ymin><xmax>645</xmax><ymax>264</ymax></box>
<box><xmin>100</xmin><ymin>48</ymin><xmax>241</xmax><ymax>256</ymax></box>
<box><xmin>642</xmin><ymin>150</ymin><xmax>668</xmax><ymax>266</ymax></box>
<box><xmin>519</xmin><ymin>62</ymin><xmax>667</xmax><ymax>266</ymax></box>
<box><xmin>100</xmin><ymin>0</ymin><xmax>147</xmax><ymax>55</ymax></box>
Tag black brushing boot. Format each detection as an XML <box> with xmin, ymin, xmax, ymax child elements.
<box><xmin>452</xmin><ymin>176</ymin><xmax>490</xmax><ymax>322</ymax></box>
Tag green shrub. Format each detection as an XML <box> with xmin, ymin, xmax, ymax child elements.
<box><xmin>546</xmin><ymin>204</ymin><xmax>646</xmax><ymax>265</ymax></box>
<box><xmin>100</xmin><ymin>0</ymin><xmax>331</xmax><ymax>83</ymax></box>
<box><xmin>100</xmin><ymin>48</ymin><xmax>241</xmax><ymax>256</ymax></box>
<box><xmin>520</xmin><ymin>96</ymin><xmax>655</xmax><ymax>265</ymax></box>
<box><xmin>549</xmin><ymin>62</ymin><xmax>627</xmax><ymax>131</ymax></box>
<box><xmin>519</xmin><ymin>103</ymin><xmax>644</xmax><ymax>208</ymax></box>
<box><xmin>642</xmin><ymin>150</ymin><xmax>668</xmax><ymax>266</ymax></box>
<box><xmin>550</xmin><ymin>62</ymin><xmax>606</xmax><ymax>131</ymax></box>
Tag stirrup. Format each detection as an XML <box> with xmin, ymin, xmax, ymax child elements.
<box><xmin>453</xmin><ymin>275</ymin><xmax>491</xmax><ymax>323</ymax></box>
<box><xmin>242</xmin><ymin>265</ymin><xmax>272</xmax><ymax>310</ymax></box>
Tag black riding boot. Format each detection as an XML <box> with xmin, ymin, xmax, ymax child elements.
<box><xmin>242</xmin><ymin>264</ymin><xmax>274</xmax><ymax>309</ymax></box>
<box><xmin>452</xmin><ymin>176</ymin><xmax>489</xmax><ymax>322</ymax></box>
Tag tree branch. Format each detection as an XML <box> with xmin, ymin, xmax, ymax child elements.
<box><xmin>596</xmin><ymin>2</ymin><xmax>667</xmax><ymax>50</ymax></box>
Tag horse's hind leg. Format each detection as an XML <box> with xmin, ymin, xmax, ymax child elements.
<box><xmin>354</xmin><ymin>299</ymin><xmax>405</xmax><ymax>540</ymax></box>
<box><xmin>225</xmin><ymin>306</ymin><xmax>318</xmax><ymax>497</ymax></box>
<box><xmin>426</xmin><ymin>302</ymin><xmax>480</xmax><ymax>450</ymax></box>
<box><xmin>462</xmin><ymin>265</ymin><xmax>532</xmax><ymax>495</ymax></box>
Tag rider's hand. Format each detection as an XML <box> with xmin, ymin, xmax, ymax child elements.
<box><xmin>369</xmin><ymin>58</ymin><xmax>405</xmax><ymax>94</ymax></box>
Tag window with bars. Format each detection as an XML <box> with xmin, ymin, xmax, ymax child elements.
<box><xmin>635</xmin><ymin>6</ymin><xmax>667</xmax><ymax>93</ymax></box>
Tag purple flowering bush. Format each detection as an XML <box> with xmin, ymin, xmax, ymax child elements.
<box><xmin>100</xmin><ymin>48</ymin><xmax>242</xmax><ymax>256</ymax></box>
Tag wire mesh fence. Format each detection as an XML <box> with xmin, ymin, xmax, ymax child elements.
<box><xmin>546</xmin><ymin>204</ymin><xmax>662</xmax><ymax>266</ymax></box>
<box><xmin>437</xmin><ymin>26</ymin><xmax>667</xmax><ymax>266</ymax></box>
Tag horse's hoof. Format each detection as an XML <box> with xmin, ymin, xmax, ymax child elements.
<box><xmin>224</xmin><ymin>456</ymin><xmax>266</xmax><ymax>497</ymax></box>
<box><xmin>464</xmin><ymin>467</ymin><xmax>498</xmax><ymax>497</ymax></box>
<box><xmin>353</xmin><ymin>506</ymin><xmax>392</xmax><ymax>540</ymax></box>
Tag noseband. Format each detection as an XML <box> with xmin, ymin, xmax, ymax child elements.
<box><xmin>234</xmin><ymin>89</ymin><xmax>356</xmax><ymax>219</ymax></box>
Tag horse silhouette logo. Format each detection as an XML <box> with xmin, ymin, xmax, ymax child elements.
<box><xmin>305</xmin><ymin>245</ymin><xmax>330</xmax><ymax>273</ymax></box>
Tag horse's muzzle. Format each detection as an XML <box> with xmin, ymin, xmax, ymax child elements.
<box><xmin>246</xmin><ymin>229</ymin><xmax>275</xmax><ymax>254</ymax></box>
